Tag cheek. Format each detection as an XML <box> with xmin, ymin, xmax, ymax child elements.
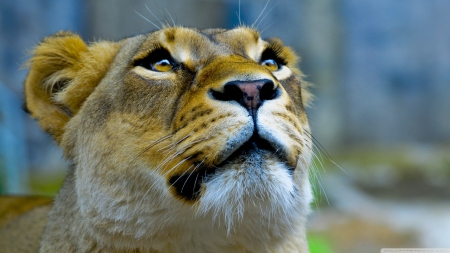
<box><xmin>120</xmin><ymin>73</ymin><xmax>188</xmax><ymax>127</ymax></box>
<box><xmin>71</xmin><ymin>114</ymin><xmax>177</xmax><ymax>216</ymax></box>
<box><xmin>278</xmin><ymin>76</ymin><xmax>305</xmax><ymax>109</ymax></box>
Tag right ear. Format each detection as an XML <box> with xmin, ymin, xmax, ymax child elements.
<box><xmin>24</xmin><ymin>31</ymin><xmax>121</xmax><ymax>144</ymax></box>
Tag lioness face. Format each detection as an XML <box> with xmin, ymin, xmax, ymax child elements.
<box><xmin>26</xmin><ymin>27</ymin><xmax>312</xmax><ymax>247</ymax></box>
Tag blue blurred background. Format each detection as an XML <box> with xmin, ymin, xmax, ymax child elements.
<box><xmin>1</xmin><ymin>0</ymin><xmax>449</xmax><ymax>251</ymax></box>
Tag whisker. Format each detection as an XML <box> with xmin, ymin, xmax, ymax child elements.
<box><xmin>151</xmin><ymin>0</ymin><xmax>175</xmax><ymax>28</ymax></box>
<box><xmin>157</xmin><ymin>132</ymin><xmax>192</xmax><ymax>152</ymax></box>
<box><xmin>169</xmin><ymin>164</ymin><xmax>195</xmax><ymax>186</ymax></box>
<box><xmin>154</xmin><ymin>151</ymin><xmax>183</xmax><ymax>172</ymax></box>
<box><xmin>155</xmin><ymin>137</ymin><xmax>209</xmax><ymax>172</ymax></box>
<box><xmin>167</xmin><ymin>156</ymin><xmax>193</xmax><ymax>175</ymax></box>
<box><xmin>165</xmin><ymin>8</ymin><xmax>176</xmax><ymax>27</ymax></box>
<box><xmin>303</xmin><ymin>129</ymin><xmax>348</xmax><ymax>176</ymax></box>
<box><xmin>182</xmin><ymin>156</ymin><xmax>209</xmax><ymax>193</ymax></box>
<box><xmin>306</xmin><ymin>130</ymin><xmax>348</xmax><ymax>175</ymax></box>
<box><xmin>150</xmin><ymin>155</ymin><xmax>194</xmax><ymax>191</ymax></box>
<box><xmin>260</xmin><ymin>21</ymin><xmax>276</xmax><ymax>34</ymax></box>
<box><xmin>311</xmin><ymin>145</ymin><xmax>330</xmax><ymax>208</ymax></box>
<box><xmin>145</xmin><ymin>4</ymin><xmax>165</xmax><ymax>28</ymax></box>
<box><xmin>255</xmin><ymin>1</ymin><xmax>280</xmax><ymax>29</ymax></box>
<box><xmin>300</xmin><ymin>128</ymin><xmax>338</xmax><ymax>207</ymax></box>
<box><xmin>310</xmin><ymin>150</ymin><xmax>327</xmax><ymax>181</ymax></box>
<box><xmin>192</xmin><ymin>173</ymin><xmax>200</xmax><ymax>196</ymax></box>
<box><xmin>238</xmin><ymin>0</ymin><xmax>242</xmax><ymax>26</ymax></box>
<box><xmin>134</xmin><ymin>10</ymin><xmax>161</xmax><ymax>30</ymax></box>
<box><xmin>127</xmin><ymin>133</ymin><xmax>173</xmax><ymax>167</ymax></box>
<box><xmin>309</xmin><ymin>152</ymin><xmax>329</xmax><ymax>206</ymax></box>
<box><xmin>303</xmin><ymin>129</ymin><xmax>330</xmax><ymax>159</ymax></box>
<box><xmin>301</xmin><ymin>128</ymin><xmax>349</xmax><ymax>207</ymax></box>
<box><xmin>311</xmin><ymin>143</ymin><xmax>327</xmax><ymax>174</ymax></box>
<box><xmin>252</xmin><ymin>0</ymin><xmax>271</xmax><ymax>28</ymax></box>
<box><xmin>139</xmin><ymin>161</ymin><xmax>193</xmax><ymax>208</ymax></box>
<box><xmin>153</xmin><ymin>144</ymin><xmax>191</xmax><ymax>174</ymax></box>
<box><xmin>180</xmin><ymin>167</ymin><xmax>197</xmax><ymax>193</ymax></box>
<box><xmin>140</xmin><ymin>154</ymin><xmax>210</xmax><ymax>206</ymax></box>
<box><xmin>311</xmin><ymin>165</ymin><xmax>330</xmax><ymax>205</ymax></box>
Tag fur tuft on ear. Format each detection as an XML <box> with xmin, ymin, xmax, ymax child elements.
<box><xmin>24</xmin><ymin>31</ymin><xmax>120</xmax><ymax>143</ymax></box>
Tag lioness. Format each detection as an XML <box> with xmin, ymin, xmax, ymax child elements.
<box><xmin>0</xmin><ymin>26</ymin><xmax>313</xmax><ymax>252</ymax></box>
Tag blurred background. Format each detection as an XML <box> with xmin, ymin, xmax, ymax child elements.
<box><xmin>1</xmin><ymin>0</ymin><xmax>449</xmax><ymax>252</ymax></box>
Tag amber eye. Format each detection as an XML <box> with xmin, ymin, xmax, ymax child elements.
<box><xmin>151</xmin><ymin>59</ymin><xmax>173</xmax><ymax>72</ymax></box>
<box><xmin>135</xmin><ymin>48</ymin><xmax>176</xmax><ymax>72</ymax></box>
<box><xmin>261</xmin><ymin>59</ymin><xmax>280</xmax><ymax>71</ymax></box>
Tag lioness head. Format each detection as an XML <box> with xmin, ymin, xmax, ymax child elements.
<box><xmin>25</xmin><ymin>27</ymin><xmax>313</xmax><ymax>252</ymax></box>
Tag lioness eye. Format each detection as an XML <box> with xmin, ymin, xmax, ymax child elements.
<box><xmin>152</xmin><ymin>59</ymin><xmax>173</xmax><ymax>72</ymax></box>
<box><xmin>261</xmin><ymin>59</ymin><xmax>279</xmax><ymax>71</ymax></box>
<box><xmin>260</xmin><ymin>47</ymin><xmax>285</xmax><ymax>72</ymax></box>
<box><xmin>135</xmin><ymin>48</ymin><xmax>176</xmax><ymax>72</ymax></box>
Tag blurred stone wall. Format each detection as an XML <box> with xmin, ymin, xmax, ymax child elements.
<box><xmin>85</xmin><ymin>0</ymin><xmax>229</xmax><ymax>40</ymax></box>
<box><xmin>0</xmin><ymin>0</ymin><xmax>85</xmax><ymax>193</ymax></box>
<box><xmin>341</xmin><ymin>0</ymin><xmax>450</xmax><ymax>145</ymax></box>
<box><xmin>0</xmin><ymin>82</ymin><xmax>28</xmax><ymax>193</ymax></box>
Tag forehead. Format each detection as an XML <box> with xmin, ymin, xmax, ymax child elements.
<box><xmin>136</xmin><ymin>27</ymin><xmax>267</xmax><ymax>64</ymax></box>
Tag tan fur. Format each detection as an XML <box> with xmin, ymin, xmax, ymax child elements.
<box><xmin>0</xmin><ymin>197</ymin><xmax>52</xmax><ymax>253</ymax></box>
<box><xmin>1</xmin><ymin>27</ymin><xmax>313</xmax><ymax>252</ymax></box>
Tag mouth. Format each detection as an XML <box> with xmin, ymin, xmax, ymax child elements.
<box><xmin>169</xmin><ymin>133</ymin><xmax>292</xmax><ymax>201</ymax></box>
<box><xmin>218</xmin><ymin>133</ymin><xmax>279</xmax><ymax>165</ymax></box>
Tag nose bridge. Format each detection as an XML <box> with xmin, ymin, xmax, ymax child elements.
<box><xmin>196</xmin><ymin>55</ymin><xmax>273</xmax><ymax>89</ymax></box>
<box><xmin>205</xmin><ymin>56</ymin><xmax>281</xmax><ymax>117</ymax></box>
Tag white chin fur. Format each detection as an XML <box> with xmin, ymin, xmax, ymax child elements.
<box><xmin>196</xmin><ymin>160</ymin><xmax>302</xmax><ymax>235</ymax></box>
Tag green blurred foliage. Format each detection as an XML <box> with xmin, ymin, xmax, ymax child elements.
<box><xmin>28</xmin><ymin>170</ymin><xmax>66</xmax><ymax>196</ymax></box>
<box><xmin>308</xmin><ymin>234</ymin><xmax>334</xmax><ymax>253</ymax></box>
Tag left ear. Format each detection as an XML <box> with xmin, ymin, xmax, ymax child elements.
<box><xmin>24</xmin><ymin>31</ymin><xmax>121</xmax><ymax>144</ymax></box>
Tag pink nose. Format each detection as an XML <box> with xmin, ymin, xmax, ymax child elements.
<box><xmin>210</xmin><ymin>79</ymin><xmax>279</xmax><ymax>117</ymax></box>
<box><xmin>235</xmin><ymin>81</ymin><xmax>265</xmax><ymax>112</ymax></box>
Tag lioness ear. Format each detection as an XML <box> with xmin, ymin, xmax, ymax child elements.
<box><xmin>25</xmin><ymin>31</ymin><xmax>120</xmax><ymax>143</ymax></box>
